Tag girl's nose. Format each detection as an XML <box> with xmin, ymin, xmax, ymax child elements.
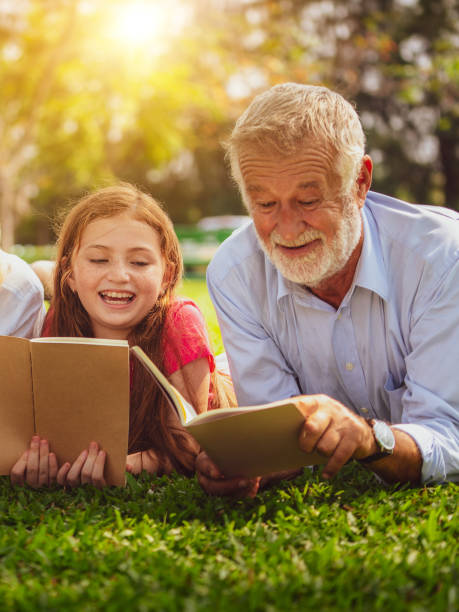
<box><xmin>107</xmin><ymin>261</ymin><xmax>130</xmax><ymax>282</ymax></box>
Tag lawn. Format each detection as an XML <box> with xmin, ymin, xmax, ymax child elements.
<box><xmin>180</xmin><ymin>277</ymin><xmax>224</xmax><ymax>355</ymax></box>
<box><xmin>0</xmin><ymin>279</ymin><xmax>457</xmax><ymax>611</ymax></box>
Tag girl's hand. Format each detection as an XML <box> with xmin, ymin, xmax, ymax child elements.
<box><xmin>126</xmin><ymin>449</ymin><xmax>173</xmax><ymax>475</ymax></box>
<box><xmin>10</xmin><ymin>436</ymin><xmax>65</xmax><ymax>488</ymax></box>
<box><xmin>61</xmin><ymin>441</ymin><xmax>107</xmax><ymax>489</ymax></box>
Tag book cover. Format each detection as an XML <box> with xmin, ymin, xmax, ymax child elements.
<box><xmin>0</xmin><ymin>336</ymin><xmax>130</xmax><ymax>486</ymax></box>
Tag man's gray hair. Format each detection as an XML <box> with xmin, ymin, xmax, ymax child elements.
<box><xmin>226</xmin><ymin>83</ymin><xmax>366</xmax><ymax>198</ymax></box>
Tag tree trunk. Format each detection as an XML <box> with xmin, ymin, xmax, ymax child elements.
<box><xmin>0</xmin><ymin>171</ymin><xmax>16</xmax><ymax>250</ymax></box>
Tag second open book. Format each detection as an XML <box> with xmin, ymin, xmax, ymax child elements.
<box><xmin>131</xmin><ymin>347</ymin><xmax>325</xmax><ymax>477</ymax></box>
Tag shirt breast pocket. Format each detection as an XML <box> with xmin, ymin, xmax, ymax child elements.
<box><xmin>383</xmin><ymin>374</ymin><xmax>405</xmax><ymax>423</ymax></box>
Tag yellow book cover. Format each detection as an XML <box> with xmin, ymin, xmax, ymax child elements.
<box><xmin>0</xmin><ymin>336</ymin><xmax>130</xmax><ymax>486</ymax></box>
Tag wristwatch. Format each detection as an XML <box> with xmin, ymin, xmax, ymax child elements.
<box><xmin>359</xmin><ymin>419</ymin><xmax>395</xmax><ymax>463</ymax></box>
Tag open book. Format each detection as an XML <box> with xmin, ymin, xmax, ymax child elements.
<box><xmin>131</xmin><ymin>346</ymin><xmax>325</xmax><ymax>477</ymax></box>
<box><xmin>0</xmin><ymin>336</ymin><xmax>130</xmax><ymax>486</ymax></box>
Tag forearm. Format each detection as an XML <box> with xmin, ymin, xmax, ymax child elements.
<box><xmin>361</xmin><ymin>429</ymin><xmax>422</xmax><ymax>485</ymax></box>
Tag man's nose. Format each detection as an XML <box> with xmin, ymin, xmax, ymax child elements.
<box><xmin>277</xmin><ymin>205</ymin><xmax>305</xmax><ymax>240</ymax></box>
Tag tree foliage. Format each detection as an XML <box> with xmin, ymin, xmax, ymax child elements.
<box><xmin>0</xmin><ymin>0</ymin><xmax>457</xmax><ymax>247</ymax></box>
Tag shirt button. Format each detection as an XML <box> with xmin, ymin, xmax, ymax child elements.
<box><xmin>345</xmin><ymin>362</ymin><xmax>354</xmax><ymax>371</ymax></box>
<box><xmin>337</xmin><ymin>312</ymin><xmax>342</xmax><ymax>320</ymax></box>
<box><xmin>361</xmin><ymin>407</ymin><xmax>369</xmax><ymax>414</ymax></box>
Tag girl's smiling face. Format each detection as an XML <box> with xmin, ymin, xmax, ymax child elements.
<box><xmin>68</xmin><ymin>213</ymin><xmax>165</xmax><ymax>339</ymax></box>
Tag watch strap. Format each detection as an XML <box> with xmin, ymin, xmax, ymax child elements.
<box><xmin>358</xmin><ymin>418</ymin><xmax>394</xmax><ymax>464</ymax></box>
<box><xmin>358</xmin><ymin>450</ymin><xmax>391</xmax><ymax>464</ymax></box>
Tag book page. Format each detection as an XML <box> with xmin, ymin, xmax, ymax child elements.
<box><xmin>33</xmin><ymin>337</ymin><xmax>128</xmax><ymax>346</ymax></box>
<box><xmin>0</xmin><ymin>336</ymin><xmax>35</xmax><ymax>475</ymax></box>
<box><xmin>130</xmin><ymin>346</ymin><xmax>197</xmax><ymax>424</ymax></box>
<box><xmin>131</xmin><ymin>345</ymin><xmax>324</xmax><ymax>479</ymax></box>
<box><xmin>31</xmin><ymin>340</ymin><xmax>130</xmax><ymax>486</ymax></box>
<box><xmin>187</xmin><ymin>402</ymin><xmax>326</xmax><ymax>477</ymax></box>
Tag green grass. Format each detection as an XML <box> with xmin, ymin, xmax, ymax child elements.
<box><xmin>179</xmin><ymin>277</ymin><xmax>224</xmax><ymax>354</ymax></box>
<box><xmin>0</xmin><ymin>469</ymin><xmax>457</xmax><ymax>611</ymax></box>
<box><xmin>1</xmin><ymin>279</ymin><xmax>458</xmax><ymax>611</ymax></box>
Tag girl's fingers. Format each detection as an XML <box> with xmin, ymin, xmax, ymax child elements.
<box><xmin>126</xmin><ymin>452</ymin><xmax>142</xmax><ymax>475</ymax></box>
<box><xmin>25</xmin><ymin>436</ymin><xmax>41</xmax><ymax>487</ymax></box>
<box><xmin>48</xmin><ymin>452</ymin><xmax>58</xmax><ymax>486</ymax></box>
<box><xmin>91</xmin><ymin>450</ymin><xmax>107</xmax><ymax>489</ymax></box>
<box><xmin>57</xmin><ymin>462</ymin><xmax>71</xmax><ymax>487</ymax></box>
<box><xmin>10</xmin><ymin>450</ymin><xmax>29</xmax><ymax>486</ymax></box>
<box><xmin>81</xmin><ymin>442</ymin><xmax>99</xmax><ymax>484</ymax></box>
<box><xmin>38</xmin><ymin>439</ymin><xmax>50</xmax><ymax>487</ymax></box>
<box><xmin>66</xmin><ymin>449</ymin><xmax>89</xmax><ymax>487</ymax></box>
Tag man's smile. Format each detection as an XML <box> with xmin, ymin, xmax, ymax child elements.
<box><xmin>274</xmin><ymin>238</ymin><xmax>322</xmax><ymax>257</ymax></box>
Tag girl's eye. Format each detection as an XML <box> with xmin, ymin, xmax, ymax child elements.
<box><xmin>90</xmin><ymin>259</ymin><xmax>108</xmax><ymax>264</ymax></box>
<box><xmin>131</xmin><ymin>261</ymin><xmax>149</xmax><ymax>267</ymax></box>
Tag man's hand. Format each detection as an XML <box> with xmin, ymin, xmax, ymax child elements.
<box><xmin>196</xmin><ymin>451</ymin><xmax>261</xmax><ymax>498</ymax></box>
<box><xmin>297</xmin><ymin>394</ymin><xmax>377</xmax><ymax>479</ymax></box>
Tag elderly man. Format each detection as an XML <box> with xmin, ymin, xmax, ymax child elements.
<box><xmin>197</xmin><ymin>83</ymin><xmax>459</xmax><ymax>496</ymax></box>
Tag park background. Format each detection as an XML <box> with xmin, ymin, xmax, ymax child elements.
<box><xmin>0</xmin><ymin>1</ymin><xmax>458</xmax><ymax>610</ymax></box>
<box><xmin>0</xmin><ymin>0</ymin><xmax>458</xmax><ymax>253</ymax></box>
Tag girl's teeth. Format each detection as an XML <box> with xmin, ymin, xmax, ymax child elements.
<box><xmin>100</xmin><ymin>291</ymin><xmax>134</xmax><ymax>302</ymax></box>
<box><xmin>103</xmin><ymin>292</ymin><xmax>132</xmax><ymax>298</ymax></box>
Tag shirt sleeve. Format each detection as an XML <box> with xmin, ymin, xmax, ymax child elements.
<box><xmin>207</xmin><ymin>266</ymin><xmax>301</xmax><ymax>407</ymax></box>
<box><xmin>393</xmin><ymin>260</ymin><xmax>459</xmax><ymax>483</ymax></box>
<box><xmin>0</xmin><ymin>281</ymin><xmax>45</xmax><ymax>339</ymax></box>
<box><xmin>162</xmin><ymin>299</ymin><xmax>215</xmax><ymax>377</ymax></box>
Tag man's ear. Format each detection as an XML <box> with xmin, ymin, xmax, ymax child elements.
<box><xmin>356</xmin><ymin>155</ymin><xmax>373</xmax><ymax>207</ymax></box>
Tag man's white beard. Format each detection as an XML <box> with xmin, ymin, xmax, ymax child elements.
<box><xmin>256</xmin><ymin>199</ymin><xmax>362</xmax><ymax>288</ymax></box>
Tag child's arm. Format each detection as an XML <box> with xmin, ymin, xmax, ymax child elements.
<box><xmin>168</xmin><ymin>357</ymin><xmax>211</xmax><ymax>414</ymax></box>
<box><xmin>126</xmin><ymin>357</ymin><xmax>210</xmax><ymax>476</ymax></box>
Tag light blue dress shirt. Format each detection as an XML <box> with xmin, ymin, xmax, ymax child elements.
<box><xmin>0</xmin><ymin>250</ymin><xmax>45</xmax><ymax>338</ymax></box>
<box><xmin>207</xmin><ymin>191</ymin><xmax>459</xmax><ymax>484</ymax></box>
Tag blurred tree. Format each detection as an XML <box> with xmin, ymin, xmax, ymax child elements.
<box><xmin>207</xmin><ymin>0</ymin><xmax>459</xmax><ymax>208</ymax></box>
<box><xmin>124</xmin><ymin>0</ymin><xmax>459</xmax><ymax>218</ymax></box>
<box><xmin>1</xmin><ymin>0</ymin><xmax>457</xmax><ymax>247</ymax></box>
<box><xmin>0</xmin><ymin>0</ymin><xmax>80</xmax><ymax>248</ymax></box>
<box><xmin>318</xmin><ymin>0</ymin><xmax>459</xmax><ymax>208</ymax></box>
<box><xmin>1</xmin><ymin>0</ymin><xmax>233</xmax><ymax>245</ymax></box>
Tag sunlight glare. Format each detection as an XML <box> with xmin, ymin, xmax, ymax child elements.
<box><xmin>109</xmin><ymin>0</ymin><xmax>189</xmax><ymax>50</ymax></box>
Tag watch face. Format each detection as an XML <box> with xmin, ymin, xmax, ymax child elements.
<box><xmin>373</xmin><ymin>420</ymin><xmax>395</xmax><ymax>452</ymax></box>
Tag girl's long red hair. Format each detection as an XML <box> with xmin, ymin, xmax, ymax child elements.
<box><xmin>51</xmin><ymin>183</ymin><xmax>202</xmax><ymax>474</ymax></box>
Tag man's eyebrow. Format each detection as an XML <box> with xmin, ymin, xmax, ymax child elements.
<box><xmin>246</xmin><ymin>181</ymin><xmax>320</xmax><ymax>193</ymax></box>
<box><xmin>298</xmin><ymin>181</ymin><xmax>320</xmax><ymax>189</ymax></box>
<box><xmin>246</xmin><ymin>184</ymin><xmax>265</xmax><ymax>193</ymax></box>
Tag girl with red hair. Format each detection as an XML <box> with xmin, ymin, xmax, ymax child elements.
<box><xmin>11</xmin><ymin>183</ymin><xmax>234</xmax><ymax>488</ymax></box>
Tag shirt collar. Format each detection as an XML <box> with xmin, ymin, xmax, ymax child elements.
<box><xmin>275</xmin><ymin>201</ymin><xmax>390</xmax><ymax>304</ymax></box>
<box><xmin>353</xmin><ymin>205</ymin><xmax>389</xmax><ymax>302</ymax></box>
